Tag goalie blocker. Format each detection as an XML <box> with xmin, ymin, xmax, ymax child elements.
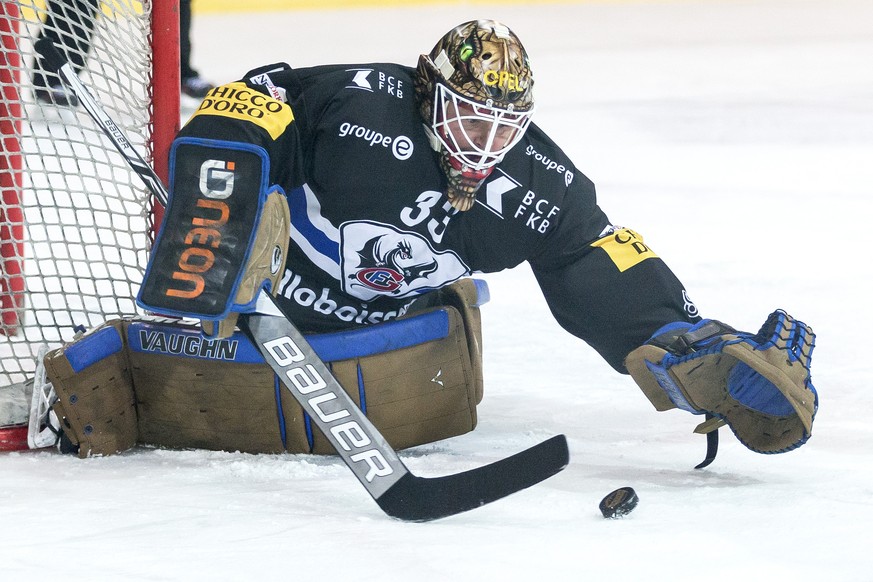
<box><xmin>44</xmin><ymin>279</ymin><xmax>487</xmax><ymax>458</ymax></box>
<box><xmin>137</xmin><ymin>137</ymin><xmax>291</xmax><ymax>339</ymax></box>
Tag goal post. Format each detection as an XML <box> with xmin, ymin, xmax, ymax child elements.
<box><xmin>0</xmin><ymin>1</ymin><xmax>179</xmax><ymax>393</ymax></box>
<box><xmin>1</xmin><ymin>2</ymin><xmax>25</xmax><ymax>335</ymax></box>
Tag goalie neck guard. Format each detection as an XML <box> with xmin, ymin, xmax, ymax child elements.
<box><xmin>414</xmin><ymin>20</ymin><xmax>535</xmax><ymax>211</ymax></box>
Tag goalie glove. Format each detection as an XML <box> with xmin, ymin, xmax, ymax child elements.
<box><xmin>625</xmin><ymin>310</ymin><xmax>817</xmax><ymax>454</ymax></box>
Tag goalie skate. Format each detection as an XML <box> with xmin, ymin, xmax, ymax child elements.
<box><xmin>0</xmin><ymin>345</ymin><xmax>60</xmax><ymax>452</ymax></box>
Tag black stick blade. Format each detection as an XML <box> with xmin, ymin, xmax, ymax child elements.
<box><xmin>376</xmin><ymin>434</ymin><xmax>569</xmax><ymax>522</ymax></box>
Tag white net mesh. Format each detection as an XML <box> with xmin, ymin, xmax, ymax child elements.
<box><xmin>1</xmin><ymin>1</ymin><xmax>157</xmax><ymax>387</ymax></box>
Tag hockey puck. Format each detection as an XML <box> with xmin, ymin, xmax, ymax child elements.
<box><xmin>599</xmin><ymin>487</ymin><xmax>639</xmax><ymax>518</ymax></box>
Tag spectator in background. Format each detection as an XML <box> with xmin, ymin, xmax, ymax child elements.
<box><xmin>178</xmin><ymin>0</ymin><xmax>214</xmax><ymax>98</ymax></box>
<box><xmin>32</xmin><ymin>0</ymin><xmax>213</xmax><ymax>106</ymax></box>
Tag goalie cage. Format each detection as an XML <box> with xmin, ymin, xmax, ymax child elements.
<box><xmin>0</xmin><ymin>1</ymin><xmax>179</xmax><ymax>449</ymax></box>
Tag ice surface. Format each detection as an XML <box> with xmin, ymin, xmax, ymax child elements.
<box><xmin>2</xmin><ymin>1</ymin><xmax>871</xmax><ymax>580</ymax></box>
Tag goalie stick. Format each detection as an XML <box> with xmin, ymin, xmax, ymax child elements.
<box><xmin>35</xmin><ymin>39</ymin><xmax>570</xmax><ymax>521</ymax></box>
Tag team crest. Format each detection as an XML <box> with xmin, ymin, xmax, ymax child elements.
<box><xmin>340</xmin><ymin>221</ymin><xmax>469</xmax><ymax>301</ymax></box>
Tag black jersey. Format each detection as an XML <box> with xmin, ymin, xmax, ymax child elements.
<box><xmin>177</xmin><ymin>62</ymin><xmax>699</xmax><ymax>372</ymax></box>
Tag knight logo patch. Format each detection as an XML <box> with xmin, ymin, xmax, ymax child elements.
<box><xmin>340</xmin><ymin>221</ymin><xmax>469</xmax><ymax>301</ymax></box>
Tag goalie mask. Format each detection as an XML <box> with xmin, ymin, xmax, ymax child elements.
<box><xmin>415</xmin><ymin>20</ymin><xmax>535</xmax><ymax>211</ymax></box>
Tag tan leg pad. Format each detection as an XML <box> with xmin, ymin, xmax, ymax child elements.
<box><xmin>41</xmin><ymin>277</ymin><xmax>486</xmax><ymax>456</ymax></box>
<box><xmin>304</xmin><ymin>305</ymin><xmax>480</xmax><ymax>453</ymax></box>
<box><xmin>43</xmin><ymin>321</ymin><xmax>137</xmax><ymax>458</ymax></box>
<box><xmin>131</xmin><ymin>354</ymin><xmax>291</xmax><ymax>453</ymax></box>
<box><xmin>435</xmin><ymin>278</ymin><xmax>485</xmax><ymax>404</ymax></box>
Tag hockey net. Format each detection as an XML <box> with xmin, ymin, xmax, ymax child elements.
<box><xmin>0</xmin><ymin>1</ymin><xmax>178</xmax><ymax>443</ymax></box>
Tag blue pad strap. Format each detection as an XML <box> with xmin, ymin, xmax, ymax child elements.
<box><xmin>64</xmin><ymin>326</ymin><xmax>124</xmax><ymax>372</ymax></box>
<box><xmin>308</xmin><ymin>310</ymin><xmax>450</xmax><ymax>361</ymax></box>
<box><xmin>127</xmin><ymin>308</ymin><xmax>451</xmax><ymax>365</ymax></box>
<box><xmin>643</xmin><ymin>359</ymin><xmax>700</xmax><ymax>414</ymax></box>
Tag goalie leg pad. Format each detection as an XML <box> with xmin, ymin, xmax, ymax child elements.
<box><xmin>128</xmin><ymin>318</ymin><xmax>303</xmax><ymax>453</ymax></box>
<box><xmin>302</xmin><ymin>303</ymin><xmax>482</xmax><ymax>453</ymax></box>
<box><xmin>131</xmin><ymin>304</ymin><xmax>483</xmax><ymax>453</ymax></box>
<box><xmin>430</xmin><ymin>277</ymin><xmax>487</xmax><ymax>405</ymax></box>
<box><xmin>43</xmin><ymin>321</ymin><xmax>138</xmax><ymax>458</ymax></box>
<box><xmin>44</xmin><ymin>280</ymin><xmax>488</xmax><ymax>455</ymax></box>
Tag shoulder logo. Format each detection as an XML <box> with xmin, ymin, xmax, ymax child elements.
<box><xmin>476</xmin><ymin>169</ymin><xmax>560</xmax><ymax>233</ymax></box>
<box><xmin>345</xmin><ymin>68</ymin><xmax>405</xmax><ymax>99</ymax></box>
<box><xmin>249</xmin><ymin>72</ymin><xmax>288</xmax><ymax>102</ymax></box>
<box><xmin>590</xmin><ymin>228</ymin><xmax>659</xmax><ymax>272</ymax></box>
<box><xmin>346</xmin><ymin>69</ymin><xmax>373</xmax><ymax>91</ymax></box>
